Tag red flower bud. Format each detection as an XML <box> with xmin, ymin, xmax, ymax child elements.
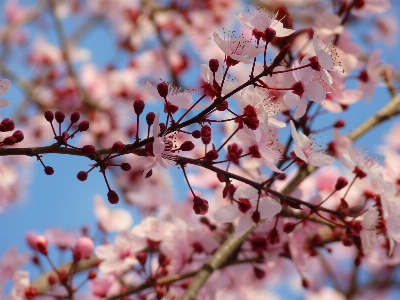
<box><xmin>112</xmin><ymin>141</ymin><xmax>124</xmax><ymax>152</ymax></box>
<box><xmin>44</xmin><ymin>111</ymin><xmax>54</xmax><ymax>122</ymax></box>
<box><xmin>209</xmin><ymin>59</ymin><xmax>219</xmax><ymax>73</ymax></box>
<box><xmin>334</xmin><ymin>119</ymin><xmax>346</xmax><ymax>128</ymax></box>
<box><xmin>133</xmin><ymin>99</ymin><xmax>145</xmax><ymax>115</ymax></box>
<box><xmin>335</xmin><ymin>177</ymin><xmax>348</xmax><ymax>191</ymax></box>
<box><xmin>192</xmin><ymin>130</ymin><xmax>201</xmax><ymax>139</ymax></box>
<box><xmin>54</xmin><ymin>111</ymin><xmax>65</xmax><ymax>123</ymax></box>
<box><xmin>44</xmin><ymin>166</ymin><xmax>54</xmax><ymax>175</ymax></box>
<box><xmin>78</xmin><ymin>121</ymin><xmax>89</xmax><ymax>132</ymax></box>
<box><xmin>3</xmin><ymin>136</ymin><xmax>16</xmax><ymax>145</ymax></box>
<box><xmin>70</xmin><ymin>112</ymin><xmax>80</xmax><ymax>124</ymax></box>
<box><xmin>157</xmin><ymin>82</ymin><xmax>169</xmax><ymax>98</ymax></box>
<box><xmin>77</xmin><ymin>171</ymin><xmax>88</xmax><ymax>181</ymax></box>
<box><xmin>146</xmin><ymin>112</ymin><xmax>156</xmax><ymax>126</ymax></box>
<box><xmin>12</xmin><ymin>130</ymin><xmax>24</xmax><ymax>143</ymax></box>
<box><xmin>205</xmin><ymin>149</ymin><xmax>219</xmax><ymax>161</ymax></box>
<box><xmin>180</xmin><ymin>141</ymin><xmax>195</xmax><ymax>151</ymax></box>
<box><xmin>81</xmin><ymin>145</ymin><xmax>96</xmax><ymax>155</ymax></box>
<box><xmin>107</xmin><ymin>190</ymin><xmax>119</xmax><ymax>204</ymax></box>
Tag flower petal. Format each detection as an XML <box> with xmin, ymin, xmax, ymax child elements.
<box><xmin>234</xmin><ymin>214</ymin><xmax>253</xmax><ymax>238</ymax></box>
<box><xmin>213</xmin><ymin>205</ymin><xmax>239</xmax><ymax>223</ymax></box>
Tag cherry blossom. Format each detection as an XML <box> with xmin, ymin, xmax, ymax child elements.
<box><xmin>290</xmin><ymin>121</ymin><xmax>334</xmax><ymax>167</ymax></box>
<box><xmin>213</xmin><ymin>175</ymin><xmax>282</xmax><ymax>238</ymax></box>
<box><xmin>95</xmin><ymin>230</ymin><xmax>146</xmax><ymax>274</ymax></box>
<box><xmin>356</xmin><ymin>50</ymin><xmax>382</xmax><ymax>101</ymax></box>
<box><xmin>360</xmin><ymin>206</ymin><xmax>380</xmax><ymax>254</ymax></box>
<box><xmin>243</xmin><ymin>125</ymin><xmax>284</xmax><ymax>173</ymax></box>
<box><xmin>143</xmin><ymin>113</ymin><xmax>177</xmax><ymax>177</ymax></box>
<box><xmin>0</xmin><ymin>248</ymin><xmax>30</xmax><ymax>285</ymax></box>
<box><xmin>0</xmin><ymin>79</ymin><xmax>11</xmax><ymax>108</ymax></box>
<box><xmin>94</xmin><ymin>195</ymin><xmax>133</xmax><ymax>233</ymax></box>
<box><xmin>235</xmin><ymin>8</ymin><xmax>295</xmax><ymax>40</ymax></box>
<box><xmin>284</xmin><ymin>60</ymin><xmax>326</xmax><ymax>119</ymax></box>
<box><xmin>146</xmin><ymin>81</ymin><xmax>193</xmax><ymax>109</ymax></box>
<box><xmin>238</xmin><ymin>87</ymin><xmax>286</xmax><ymax>129</ymax></box>
<box><xmin>213</xmin><ymin>32</ymin><xmax>264</xmax><ymax>65</ymax></box>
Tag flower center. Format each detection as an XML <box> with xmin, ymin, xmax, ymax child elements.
<box><xmin>291</xmin><ymin>81</ymin><xmax>304</xmax><ymax>97</ymax></box>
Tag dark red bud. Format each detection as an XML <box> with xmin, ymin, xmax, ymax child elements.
<box><xmin>44</xmin><ymin>166</ymin><xmax>54</xmax><ymax>175</ymax></box>
<box><xmin>157</xmin><ymin>82</ymin><xmax>169</xmax><ymax>98</ymax></box>
<box><xmin>70</xmin><ymin>112</ymin><xmax>80</xmax><ymax>124</ymax></box>
<box><xmin>192</xmin><ymin>130</ymin><xmax>201</xmax><ymax>139</ymax></box>
<box><xmin>81</xmin><ymin>145</ymin><xmax>96</xmax><ymax>155</ymax></box>
<box><xmin>44</xmin><ymin>111</ymin><xmax>54</xmax><ymax>122</ymax></box>
<box><xmin>88</xmin><ymin>270</ymin><xmax>97</xmax><ymax>280</ymax></box>
<box><xmin>133</xmin><ymin>99</ymin><xmax>145</xmax><ymax>115</ymax></box>
<box><xmin>146</xmin><ymin>112</ymin><xmax>156</xmax><ymax>126</ymax></box>
<box><xmin>205</xmin><ymin>149</ymin><xmax>219</xmax><ymax>161</ymax></box>
<box><xmin>54</xmin><ymin>111</ymin><xmax>65</xmax><ymax>123</ymax></box>
<box><xmin>264</xmin><ymin>27</ymin><xmax>276</xmax><ymax>43</ymax></box>
<box><xmin>112</xmin><ymin>141</ymin><xmax>124</xmax><ymax>152</ymax></box>
<box><xmin>209</xmin><ymin>59</ymin><xmax>219</xmax><ymax>73</ymax></box>
<box><xmin>3</xmin><ymin>136</ymin><xmax>16</xmax><ymax>145</ymax></box>
<box><xmin>216</xmin><ymin>100</ymin><xmax>228</xmax><ymax>111</ymax></box>
<box><xmin>180</xmin><ymin>141</ymin><xmax>195</xmax><ymax>151</ymax></box>
<box><xmin>334</xmin><ymin>119</ymin><xmax>346</xmax><ymax>128</ymax></box>
<box><xmin>136</xmin><ymin>251</ymin><xmax>147</xmax><ymax>266</ymax></box>
<box><xmin>120</xmin><ymin>163</ymin><xmax>131</xmax><ymax>171</ymax></box>
<box><xmin>78</xmin><ymin>121</ymin><xmax>89</xmax><ymax>132</ymax></box>
<box><xmin>12</xmin><ymin>130</ymin><xmax>24</xmax><ymax>142</ymax></box>
<box><xmin>77</xmin><ymin>171</ymin><xmax>88</xmax><ymax>181</ymax></box>
<box><xmin>252</xmin><ymin>210</ymin><xmax>260</xmax><ymax>223</ymax></box>
<box><xmin>253</xmin><ymin>267</ymin><xmax>266</xmax><ymax>279</ymax></box>
<box><xmin>335</xmin><ymin>177</ymin><xmax>348</xmax><ymax>191</ymax></box>
<box><xmin>107</xmin><ymin>190</ymin><xmax>119</xmax><ymax>204</ymax></box>
<box><xmin>283</xmin><ymin>222</ymin><xmax>296</xmax><ymax>233</ymax></box>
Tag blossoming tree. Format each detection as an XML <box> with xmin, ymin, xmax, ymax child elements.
<box><xmin>0</xmin><ymin>0</ymin><xmax>399</xmax><ymax>299</ymax></box>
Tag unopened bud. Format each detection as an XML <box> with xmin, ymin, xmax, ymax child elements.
<box><xmin>54</xmin><ymin>111</ymin><xmax>65</xmax><ymax>123</ymax></box>
<box><xmin>78</xmin><ymin>121</ymin><xmax>89</xmax><ymax>132</ymax></box>
<box><xmin>81</xmin><ymin>145</ymin><xmax>96</xmax><ymax>155</ymax></box>
<box><xmin>180</xmin><ymin>141</ymin><xmax>195</xmax><ymax>151</ymax></box>
<box><xmin>77</xmin><ymin>171</ymin><xmax>88</xmax><ymax>181</ymax></box>
<box><xmin>209</xmin><ymin>59</ymin><xmax>219</xmax><ymax>73</ymax></box>
<box><xmin>70</xmin><ymin>112</ymin><xmax>80</xmax><ymax>124</ymax></box>
<box><xmin>133</xmin><ymin>99</ymin><xmax>145</xmax><ymax>115</ymax></box>
<box><xmin>44</xmin><ymin>111</ymin><xmax>54</xmax><ymax>122</ymax></box>
<box><xmin>335</xmin><ymin>177</ymin><xmax>348</xmax><ymax>191</ymax></box>
<box><xmin>192</xmin><ymin>130</ymin><xmax>201</xmax><ymax>139</ymax></box>
<box><xmin>12</xmin><ymin>130</ymin><xmax>24</xmax><ymax>143</ymax></box>
<box><xmin>146</xmin><ymin>112</ymin><xmax>156</xmax><ymax>126</ymax></box>
<box><xmin>112</xmin><ymin>141</ymin><xmax>124</xmax><ymax>153</ymax></box>
<box><xmin>3</xmin><ymin>136</ymin><xmax>16</xmax><ymax>145</ymax></box>
<box><xmin>157</xmin><ymin>82</ymin><xmax>169</xmax><ymax>98</ymax></box>
<box><xmin>334</xmin><ymin>119</ymin><xmax>346</xmax><ymax>128</ymax></box>
<box><xmin>44</xmin><ymin>166</ymin><xmax>54</xmax><ymax>175</ymax></box>
<box><xmin>120</xmin><ymin>163</ymin><xmax>131</xmax><ymax>171</ymax></box>
<box><xmin>107</xmin><ymin>190</ymin><xmax>119</xmax><ymax>204</ymax></box>
<box><xmin>205</xmin><ymin>149</ymin><xmax>219</xmax><ymax>161</ymax></box>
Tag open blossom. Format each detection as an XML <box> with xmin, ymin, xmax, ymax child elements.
<box><xmin>0</xmin><ymin>79</ymin><xmax>11</xmax><ymax>108</ymax></box>
<box><xmin>95</xmin><ymin>231</ymin><xmax>146</xmax><ymax>274</ymax></box>
<box><xmin>360</xmin><ymin>206</ymin><xmax>380</xmax><ymax>254</ymax></box>
<box><xmin>238</xmin><ymin>87</ymin><xmax>286</xmax><ymax>129</ymax></box>
<box><xmin>142</xmin><ymin>113</ymin><xmax>176</xmax><ymax>177</ymax></box>
<box><xmin>213</xmin><ymin>32</ymin><xmax>264</xmax><ymax>65</ymax></box>
<box><xmin>94</xmin><ymin>195</ymin><xmax>133</xmax><ymax>233</ymax></box>
<box><xmin>146</xmin><ymin>81</ymin><xmax>193</xmax><ymax>109</ymax></box>
<box><xmin>235</xmin><ymin>9</ymin><xmax>295</xmax><ymax>39</ymax></box>
<box><xmin>284</xmin><ymin>60</ymin><xmax>326</xmax><ymax>119</ymax></box>
<box><xmin>356</xmin><ymin>50</ymin><xmax>381</xmax><ymax>101</ymax></box>
<box><xmin>290</xmin><ymin>121</ymin><xmax>334</xmax><ymax>167</ymax></box>
<box><xmin>213</xmin><ymin>175</ymin><xmax>282</xmax><ymax>238</ymax></box>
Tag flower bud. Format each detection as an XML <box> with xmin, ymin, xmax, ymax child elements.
<box><xmin>192</xmin><ymin>130</ymin><xmax>201</xmax><ymax>139</ymax></box>
<box><xmin>81</xmin><ymin>145</ymin><xmax>96</xmax><ymax>155</ymax></box>
<box><xmin>334</xmin><ymin>119</ymin><xmax>346</xmax><ymax>128</ymax></box>
<box><xmin>205</xmin><ymin>149</ymin><xmax>219</xmax><ymax>161</ymax></box>
<box><xmin>77</xmin><ymin>171</ymin><xmax>88</xmax><ymax>181</ymax></box>
<box><xmin>252</xmin><ymin>210</ymin><xmax>260</xmax><ymax>223</ymax></box>
<box><xmin>283</xmin><ymin>222</ymin><xmax>296</xmax><ymax>233</ymax></box>
<box><xmin>70</xmin><ymin>112</ymin><xmax>80</xmax><ymax>124</ymax></box>
<box><xmin>107</xmin><ymin>190</ymin><xmax>119</xmax><ymax>204</ymax></box>
<box><xmin>335</xmin><ymin>177</ymin><xmax>348</xmax><ymax>191</ymax></box>
<box><xmin>3</xmin><ymin>136</ymin><xmax>16</xmax><ymax>145</ymax></box>
<box><xmin>120</xmin><ymin>163</ymin><xmax>131</xmax><ymax>171</ymax></box>
<box><xmin>146</xmin><ymin>112</ymin><xmax>156</xmax><ymax>126</ymax></box>
<box><xmin>209</xmin><ymin>59</ymin><xmax>219</xmax><ymax>73</ymax></box>
<box><xmin>78</xmin><ymin>121</ymin><xmax>89</xmax><ymax>132</ymax></box>
<box><xmin>54</xmin><ymin>111</ymin><xmax>65</xmax><ymax>123</ymax></box>
<box><xmin>193</xmin><ymin>196</ymin><xmax>209</xmax><ymax>215</ymax></box>
<box><xmin>12</xmin><ymin>130</ymin><xmax>24</xmax><ymax>143</ymax></box>
<box><xmin>157</xmin><ymin>82</ymin><xmax>169</xmax><ymax>98</ymax></box>
<box><xmin>73</xmin><ymin>236</ymin><xmax>94</xmax><ymax>260</ymax></box>
<box><xmin>44</xmin><ymin>111</ymin><xmax>54</xmax><ymax>122</ymax></box>
<box><xmin>180</xmin><ymin>141</ymin><xmax>195</xmax><ymax>151</ymax></box>
<box><xmin>253</xmin><ymin>267</ymin><xmax>266</xmax><ymax>279</ymax></box>
<box><xmin>112</xmin><ymin>141</ymin><xmax>124</xmax><ymax>153</ymax></box>
<box><xmin>44</xmin><ymin>166</ymin><xmax>54</xmax><ymax>175</ymax></box>
<box><xmin>0</xmin><ymin>118</ymin><xmax>15</xmax><ymax>132</ymax></box>
<box><xmin>133</xmin><ymin>99</ymin><xmax>145</xmax><ymax>115</ymax></box>
<box><xmin>88</xmin><ymin>270</ymin><xmax>97</xmax><ymax>280</ymax></box>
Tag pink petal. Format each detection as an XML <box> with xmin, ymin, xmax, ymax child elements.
<box><xmin>146</xmin><ymin>81</ymin><xmax>163</xmax><ymax>101</ymax></box>
<box><xmin>304</xmin><ymin>82</ymin><xmax>326</xmax><ymax>103</ymax></box>
<box><xmin>213</xmin><ymin>205</ymin><xmax>239</xmax><ymax>223</ymax></box>
<box><xmin>0</xmin><ymin>79</ymin><xmax>11</xmax><ymax>94</ymax></box>
<box><xmin>284</xmin><ymin>91</ymin><xmax>299</xmax><ymax>107</ymax></box>
<box><xmin>234</xmin><ymin>214</ymin><xmax>253</xmax><ymax>238</ymax></box>
<box><xmin>168</xmin><ymin>93</ymin><xmax>192</xmax><ymax>109</ymax></box>
<box><xmin>0</xmin><ymin>99</ymin><xmax>10</xmax><ymax>108</ymax></box>
<box><xmin>294</xmin><ymin>97</ymin><xmax>307</xmax><ymax>119</ymax></box>
<box><xmin>258</xmin><ymin>197</ymin><xmax>282</xmax><ymax>219</ymax></box>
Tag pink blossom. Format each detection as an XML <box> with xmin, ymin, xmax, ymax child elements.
<box><xmin>0</xmin><ymin>79</ymin><xmax>11</xmax><ymax>108</ymax></box>
<box><xmin>94</xmin><ymin>195</ymin><xmax>133</xmax><ymax>233</ymax></box>
<box><xmin>46</xmin><ymin>228</ymin><xmax>79</xmax><ymax>250</ymax></box>
<box><xmin>235</xmin><ymin>9</ymin><xmax>295</xmax><ymax>38</ymax></box>
<box><xmin>213</xmin><ymin>175</ymin><xmax>282</xmax><ymax>238</ymax></box>
<box><xmin>143</xmin><ymin>113</ymin><xmax>176</xmax><ymax>177</ymax></box>
<box><xmin>88</xmin><ymin>274</ymin><xmax>117</xmax><ymax>298</ymax></box>
<box><xmin>146</xmin><ymin>81</ymin><xmax>193</xmax><ymax>109</ymax></box>
<box><xmin>360</xmin><ymin>206</ymin><xmax>379</xmax><ymax>254</ymax></box>
<box><xmin>356</xmin><ymin>50</ymin><xmax>382</xmax><ymax>101</ymax></box>
<box><xmin>10</xmin><ymin>271</ymin><xmax>30</xmax><ymax>300</ymax></box>
<box><xmin>290</xmin><ymin>121</ymin><xmax>334</xmax><ymax>167</ymax></box>
<box><xmin>284</xmin><ymin>60</ymin><xmax>326</xmax><ymax>119</ymax></box>
<box><xmin>0</xmin><ymin>247</ymin><xmax>30</xmax><ymax>285</ymax></box>
<box><xmin>95</xmin><ymin>231</ymin><xmax>146</xmax><ymax>274</ymax></box>
<box><xmin>243</xmin><ymin>125</ymin><xmax>284</xmax><ymax>173</ymax></box>
<box><xmin>213</xmin><ymin>32</ymin><xmax>264</xmax><ymax>65</ymax></box>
